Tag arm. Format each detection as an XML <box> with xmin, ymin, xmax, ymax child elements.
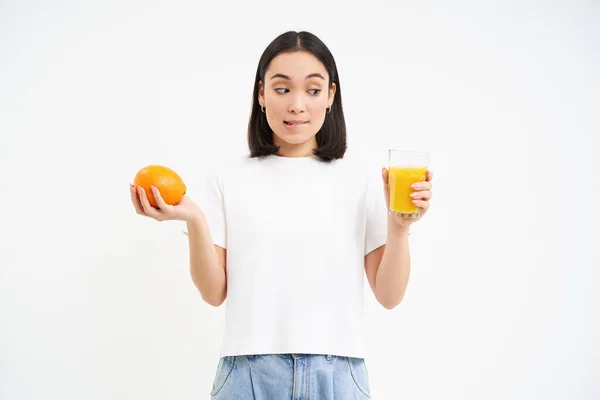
<box><xmin>131</xmin><ymin>179</ymin><xmax>227</xmax><ymax>308</ymax></box>
<box><xmin>365</xmin><ymin>219</ymin><xmax>411</xmax><ymax>310</ymax></box>
<box><xmin>186</xmin><ymin>213</ymin><xmax>227</xmax><ymax>307</ymax></box>
<box><xmin>365</xmin><ymin>168</ymin><xmax>433</xmax><ymax>309</ymax></box>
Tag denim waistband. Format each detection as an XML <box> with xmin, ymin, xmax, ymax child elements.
<box><xmin>245</xmin><ymin>353</ymin><xmax>335</xmax><ymax>361</ymax></box>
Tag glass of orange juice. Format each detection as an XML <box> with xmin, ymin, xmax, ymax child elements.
<box><xmin>388</xmin><ymin>149</ymin><xmax>430</xmax><ymax>218</ymax></box>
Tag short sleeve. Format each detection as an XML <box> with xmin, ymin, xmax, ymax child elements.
<box><xmin>364</xmin><ymin>171</ymin><xmax>388</xmax><ymax>255</ymax></box>
<box><xmin>201</xmin><ymin>168</ymin><xmax>227</xmax><ymax>249</ymax></box>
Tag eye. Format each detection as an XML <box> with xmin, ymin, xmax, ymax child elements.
<box><xmin>308</xmin><ymin>89</ymin><xmax>321</xmax><ymax>96</ymax></box>
<box><xmin>275</xmin><ymin>88</ymin><xmax>289</xmax><ymax>94</ymax></box>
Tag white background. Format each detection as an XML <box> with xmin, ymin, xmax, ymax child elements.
<box><xmin>1</xmin><ymin>1</ymin><xmax>599</xmax><ymax>399</ymax></box>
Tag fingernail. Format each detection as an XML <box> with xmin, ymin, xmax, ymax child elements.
<box><xmin>412</xmin><ymin>184</ymin><xmax>420</xmax><ymax>189</ymax></box>
<box><xmin>410</xmin><ymin>192</ymin><xmax>419</xmax><ymax>198</ymax></box>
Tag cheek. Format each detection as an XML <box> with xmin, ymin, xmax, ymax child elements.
<box><xmin>309</xmin><ymin>101</ymin><xmax>328</xmax><ymax>119</ymax></box>
<box><xmin>308</xmin><ymin>98</ymin><xmax>328</xmax><ymax>114</ymax></box>
<box><xmin>265</xmin><ymin>98</ymin><xmax>286</xmax><ymax>115</ymax></box>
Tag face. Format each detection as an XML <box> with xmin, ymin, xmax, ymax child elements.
<box><xmin>258</xmin><ymin>50</ymin><xmax>336</xmax><ymax>155</ymax></box>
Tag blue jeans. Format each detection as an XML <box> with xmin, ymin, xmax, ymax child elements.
<box><xmin>210</xmin><ymin>354</ymin><xmax>371</xmax><ymax>399</ymax></box>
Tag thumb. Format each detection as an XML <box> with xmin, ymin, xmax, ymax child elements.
<box><xmin>381</xmin><ymin>167</ymin><xmax>389</xmax><ymax>184</ymax></box>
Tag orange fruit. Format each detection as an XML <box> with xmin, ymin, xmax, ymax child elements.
<box><xmin>133</xmin><ymin>165</ymin><xmax>186</xmax><ymax>208</ymax></box>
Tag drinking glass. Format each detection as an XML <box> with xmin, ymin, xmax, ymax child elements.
<box><xmin>388</xmin><ymin>150</ymin><xmax>431</xmax><ymax>218</ymax></box>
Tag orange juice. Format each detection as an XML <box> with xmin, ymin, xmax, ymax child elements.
<box><xmin>388</xmin><ymin>167</ymin><xmax>428</xmax><ymax>214</ymax></box>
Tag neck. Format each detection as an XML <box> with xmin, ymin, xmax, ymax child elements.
<box><xmin>274</xmin><ymin>137</ymin><xmax>318</xmax><ymax>158</ymax></box>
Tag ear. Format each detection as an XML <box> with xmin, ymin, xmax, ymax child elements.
<box><xmin>258</xmin><ymin>80</ymin><xmax>265</xmax><ymax>106</ymax></box>
<box><xmin>328</xmin><ymin>82</ymin><xmax>337</xmax><ymax>108</ymax></box>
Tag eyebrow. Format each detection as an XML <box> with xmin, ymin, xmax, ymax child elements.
<box><xmin>270</xmin><ymin>73</ymin><xmax>325</xmax><ymax>80</ymax></box>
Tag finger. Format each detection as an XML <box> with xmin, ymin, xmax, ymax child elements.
<box><xmin>151</xmin><ymin>186</ymin><xmax>173</xmax><ymax>211</ymax></box>
<box><xmin>138</xmin><ymin>186</ymin><xmax>163</xmax><ymax>219</ymax></box>
<box><xmin>412</xmin><ymin>199</ymin><xmax>430</xmax><ymax>211</ymax></box>
<box><xmin>382</xmin><ymin>167</ymin><xmax>388</xmax><ymax>179</ymax></box>
<box><xmin>381</xmin><ymin>167</ymin><xmax>389</xmax><ymax>185</ymax></box>
<box><xmin>412</xmin><ymin>181</ymin><xmax>432</xmax><ymax>191</ymax></box>
<box><xmin>410</xmin><ymin>190</ymin><xmax>433</xmax><ymax>200</ymax></box>
<box><xmin>130</xmin><ymin>185</ymin><xmax>146</xmax><ymax>215</ymax></box>
<box><xmin>426</xmin><ymin>170</ymin><xmax>434</xmax><ymax>181</ymax></box>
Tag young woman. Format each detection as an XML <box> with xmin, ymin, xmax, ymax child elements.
<box><xmin>130</xmin><ymin>31</ymin><xmax>433</xmax><ymax>400</ymax></box>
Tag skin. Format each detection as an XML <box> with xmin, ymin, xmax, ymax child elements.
<box><xmin>129</xmin><ymin>50</ymin><xmax>434</xmax><ymax>309</ymax></box>
<box><xmin>257</xmin><ymin>50</ymin><xmax>336</xmax><ymax>158</ymax></box>
<box><xmin>365</xmin><ymin>169</ymin><xmax>433</xmax><ymax>309</ymax></box>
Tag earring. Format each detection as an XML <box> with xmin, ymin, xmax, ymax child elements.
<box><xmin>326</xmin><ymin>106</ymin><xmax>332</xmax><ymax>113</ymax></box>
<box><xmin>261</xmin><ymin>106</ymin><xmax>266</xmax><ymax>113</ymax></box>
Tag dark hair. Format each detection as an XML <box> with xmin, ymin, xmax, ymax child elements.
<box><xmin>247</xmin><ymin>31</ymin><xmax>347</xmax><ymax>162</ymax></box>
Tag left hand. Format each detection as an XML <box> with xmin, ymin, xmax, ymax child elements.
<box><xmin>382</xmin><ymin>168</ymin><xmax>433</xmax><ymax>227</ymax></box>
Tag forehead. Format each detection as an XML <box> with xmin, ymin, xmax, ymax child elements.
<box><xmin>266</xmin><ymin>51</ymin><xmax>328</xmax><ymax>81</ymax></box>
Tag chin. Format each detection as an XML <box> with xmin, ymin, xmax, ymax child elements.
<box><xmin>274</xmin><ymin>131</ymin><xmax>317</xmax><ymax>145</ymax></box>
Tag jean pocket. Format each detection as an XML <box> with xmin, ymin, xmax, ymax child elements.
<box><xmin>347</xmin><ymin>357</ymin><xmax>371</xmax><ymax>398</ymax></box>
<box><xmin>210</xmin><ymin>356</ymin><xmax>236</xmax><ymax>397</ymax></box>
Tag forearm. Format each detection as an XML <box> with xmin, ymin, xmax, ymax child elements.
<box><xmin>186</xmin><ymin>213</ymin><xmax>227</xmax><ymax>306</ymax></box>
<box><xmin>375</xmin><ymin>218</ymin><xmax>411</xmax><ymax>309</ymax></box>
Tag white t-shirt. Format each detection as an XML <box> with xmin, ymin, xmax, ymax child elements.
<box><xmin>200</xmin><ymin>153</ymin><xmax>388</xmax><ymax>358</ymax></box>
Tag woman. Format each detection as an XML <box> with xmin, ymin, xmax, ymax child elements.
<box><xmin>130</xmin><ymin>30</ymin><xmax>433</xmax><ymax>400</ymax></box>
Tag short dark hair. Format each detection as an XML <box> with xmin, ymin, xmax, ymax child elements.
<box><xmin>247</xmin><ymin>31</ymin><xmax>347</xmax><ymax>162</ymax></box>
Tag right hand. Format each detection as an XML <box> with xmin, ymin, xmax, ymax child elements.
<box><xmin>130</xmin><ymin>184</ymin><xmax>202</xmax><ymax>223</ymax></box>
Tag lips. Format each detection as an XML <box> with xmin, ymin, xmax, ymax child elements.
<box><xmin>284</xmin><ymin>120</ymin><xmax>308</xmax><ymax>126</ymax></box>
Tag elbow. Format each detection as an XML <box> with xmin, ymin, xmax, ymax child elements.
<box><xmin>191</xmin><ymin>274</ymin><xmax>227</xmax><ymax>307</ymax></box>
<box><xmin>201</xmin><ymin>290</ymin><xmax>227</xmax><ymax>307</ymax></box>
<box><xmin>208</xmin><ymin>300</ymin><xmax>225</xmax><ymax>308</ymax></box>
<box><xmin>379</xmin><ymin>295</ymin><xmax>404</xmax><ymax>310</ymax></box>
<box><xmin>203</xmin><ymin>295</ymin><xmax>225</xmax><ymax>307</ymax></box>
<box><xmin>381</xmin><ymin>301</ymin><xmax>401</xmax><ymax>310</ymax></box>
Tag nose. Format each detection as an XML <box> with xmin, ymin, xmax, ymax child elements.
<box><xmin>288</xmin><ymin>93</ymin><xmax>306</xmax><ymax>113</ymax></box>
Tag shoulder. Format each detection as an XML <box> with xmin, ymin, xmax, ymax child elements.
<box><xmin>206</xmin><ymin>154</ymin><xmax>261</xmax><ymax>181</ymax></box>
<box><xmin>334</xmin><ymin>154</ymin><xmax>381</xmax><ymax>189</ymax></box>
